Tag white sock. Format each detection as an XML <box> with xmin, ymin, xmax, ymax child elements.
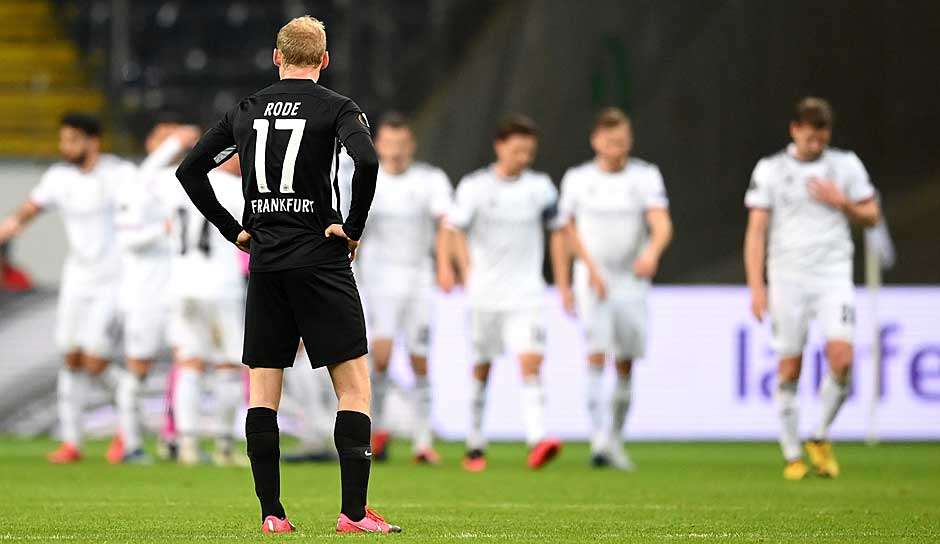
<box><xmin>174</xmin><ymin>366</ymin><xmax>201</xmax><ymax>441</ymax></box>
<box><xmin>775</xmin><ymin>380</ymin><xmax>801</xmax><ymax>461</ymax></box>
<box><xmin>371</xmin><ymin>367</ymin><xmax>388</xmax><ymax>429</ymax></box>
<box><xmin>117</xmin><ymin>371</ymin><xmax>144</xmax><ymax>452</ymax></box>
<box><xmin>466</xmin><ymin>377</ymin><xmax>487</xmax><ymax>451</ymax></box>
<box><xmin>57</xmin><ymin>368</ymin><xmax>87</xmax><ymax>447</ymax></box>
<box><xmin>815</xmin><ymin>372</ymin><xmax>850</xmax><ymax>441</ymax></box>
<box><xmin>521</xmin><ymin>376</ymin><xmax>546</xmax><ymax>447</ymax></box>
<box><xmin>610</xmin><ymin>374</ymin><xmax>632</xmax><ymax>442</ymax></box>
<box><xmin>586</xmin><ymin>364</ymin><xmax>605</xmax><ymax>451</ymax></box>
<box><xmin>213</xmin><ymin>369</ymin><xmax>244</xmax><ymax>452</ymax></box>
<box><xmin>413</xmin><ymin>374</ymin><xmax>432</xmax><ymax>452</ymax></box>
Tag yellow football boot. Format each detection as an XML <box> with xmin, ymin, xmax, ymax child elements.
<box><xmin>805</xmin><ymin>440</ymin><xmax>840</xmax><ymax>478</ymax></box>
<box><xmin>783</xmin><ymin>459</ymin><xmax>809</xmax><ymax>480</ymax></box>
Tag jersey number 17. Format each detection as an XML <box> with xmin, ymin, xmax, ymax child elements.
<box><xmin>252</xmin><ymin>118</ymin><xmax>306</xmax><ymax>194</ymax></box>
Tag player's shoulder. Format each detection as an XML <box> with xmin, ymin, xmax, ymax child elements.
<box><xmin>753</xmin><ymin>148</ymin><xmax>789</xmax><ymax>178</ymax></box>
<box><xmin>825</xmin><ymin>146</ymin><xmax>864</xmax><ymax>165</ymax></box>
<box><xmin>410</xmin><ymin>161</ymin><xmax>446</xmax><ymax>178</ymax></box>
<box><xmin>43</xmin><ymin>161</ymin><xmax>77</xmax><ymax>179</ymax></box>
<box><xmin>521</xmin><ymin>168</ymin><xmax>553</xmax><ymax>186</ymax></box>
<box><xmin>629</xmin><ymin>156</ymin><xmax>660</xmax><ymax>174</ymax></box>
<box><xmin>562</xmin><ymin>160</ymin><xmax>595</xmax><ymax>181</ymax></box>
<box><xmin>458</xmin><ymin>166</ymin><xmax>492</xmax><ymax>187</ymax></box>
<box><xmin>99</xmin><ymin>153</ymin><xmax>135</xmax><ymax>169</ymax></box>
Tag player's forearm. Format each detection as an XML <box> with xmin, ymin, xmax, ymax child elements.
<box><xmin>644</xmin><ymin>210</ymin><xmax>673</xmax><ymax>259</ymax></box>
<box><xmin>140</xmin><ymin>135</ymin><xmax>183</xmax><ymax>174</ymax></box>
<box><xmin>176</xmin><ymin>160</ymin><xmax>243</xmax><ymax>244</ymax></box>
<box><xmin>743</xmin><ymin>230</ymin><xmax>766</xmax><ymax>291</ymax></box>
<box><xmin>341</xmin><ymin>132</ymin><xmax>379</xmax><ymax>241</ymax></box>
<box><xmin>117</xmin><ymin>222</ymin><xmax>166</xmax><ymax>252</ymax></box>
<box><xmin>0</xmin><ymin>201</ymin><xmax>40</xmax><ymax>242</ymax></box>
<box><xmin>450</xmin><ymin>229</ymin><xmax>471</xmax><ymax>279</ymax></box>
<box><xmin>435</xmin><ymin>223</ymin><xmax>453</xmax><ymax>275</ymax></box>
<box><xmin>549</xmin><ymin>229</ymin><xmax>571</xmax><ymax>290</ymax></box>
<box><xmin>843</xmin><ymin>199</ymin><xmax>880</xmax><ymax>227</ymax></box>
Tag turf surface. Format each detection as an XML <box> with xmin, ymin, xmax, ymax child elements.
<box><xmin>0</xmin><ymin>438</ymin><xmax>937</xmax><ymax>542</ymax></box>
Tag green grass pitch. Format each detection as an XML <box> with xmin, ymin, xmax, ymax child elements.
<box><xmin>0</xmin><ymin>438</ymin><xmax>937</xmax><ymax>542</ymax></box>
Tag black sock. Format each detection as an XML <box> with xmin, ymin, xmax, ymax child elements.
<box><xmin>334</xmin><ymin>410</ymin><xmax>372</xmax><ymax>521</ymax></box>
<box><xmin>245</xmin><ymin>407</ymin><xmax>286</xmax><ymax>521</ymax></box>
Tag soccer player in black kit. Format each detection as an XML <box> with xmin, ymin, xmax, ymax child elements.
<box><xmin>176</xmin><ymin>16</ymin><xmax>400</xmax><ymax>535</ymax></box>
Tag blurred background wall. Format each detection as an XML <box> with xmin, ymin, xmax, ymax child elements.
<box><xmin>2</xmin><ymin>0</ymin><xmax>939</xmax><ymax>285</ymax></box>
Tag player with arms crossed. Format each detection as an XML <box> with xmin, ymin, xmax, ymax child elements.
<box><xmin>447</xmin><ymin>115</ymin><xmax>565</xmax><ymax>472</ymax></box>
<box><xmin>176</xmin><ymin>16</ymin><xmax>398</xmax><ymax>534</ymax></box>
<box><xmin>0</xmin><ymin>114</ymin><xmax>132</xmax><ymax>463</ymax></box>
<box><xmin>554</xmin><ymin>108</ymin><xmax>672</xmax><ymax>470</ymax></box>
<box><xmin>357</xmin><ymin>112</ymin><xmax>453</xmax><ymax>464</ymax></box>
<box><xmin>744</xmin><ymin>97</ymin><xmax>880</xmax><ymax>480</ymax></box>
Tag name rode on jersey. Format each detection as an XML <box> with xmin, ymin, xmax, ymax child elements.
<box><xmin>250</xmin><ymin>197</ymin><xmax>316</xmax><ymax>214</ymax></box>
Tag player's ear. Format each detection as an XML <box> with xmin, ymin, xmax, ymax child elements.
<box><xmin>272</xmin><ymin>48</ymin><xmax>281</xmax><ymax>67</ymax></box>
<box><xmin>320</xmin><ymin>51</ymin><xmax>330</xmax><ymax>71</ymax></box>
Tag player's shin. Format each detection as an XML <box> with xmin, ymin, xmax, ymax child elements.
<box><xmin>116</xmin><ymin>371</ymin><xmax>144</xmax><ymax>453</ymax></box>
<box><xmin>174</xmin><ymin>365</ymin><xmax>202</xmax><ymax>460</ymax></box>
<box><xmin>334</xmin><ymin>410</ymin><xmax>372</xmax><ymax>522</ymax></box>
<box><xmin>610</xmin><ymin>373</ymin><xmax>632</xmax><ymax>441</ymax></box>
<box><xmin>775</xmin><ymin>380</ymin><xmax>801</xmax><ymax>461</ymax></box>
<box><xmin>586</xmin><ymin>362</ymin><xmax>605</xmax><ymax>451</ymax></box>
<box><xmin>467</xmin><ymin>375</ymin><xmax>488</xmax><ymax>451</ymax></box>
<box><xmin>246</xmin><ymin>407</ymin><xmax>286</xmax><ymax>521</ymax></box>
<box><xmin>213</xmin><ymin>367</ymin><xmax>244</xmax><ymax>455</ymax></box>
<box><xmin>815</xmin><ymin>371</ymin><xmax>850</xmax><ymax>440</ymax></box>
<box><xmin>57</xmin><ymin>367</ymin><xmax>88</xmax><ymax>447</ymax></box>
<box><xmin>412</xmin><ymin>374</ymin><xmax>433</xmax><ymax>452</ymax></box>
<box><xmin>521</xmin><ymin>375</ymin><xmax>546</xmax><ymax>447</ymax></box>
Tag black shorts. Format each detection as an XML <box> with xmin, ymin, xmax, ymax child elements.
<box><xmin>243</xmin><ymin>261</ymin><xmax>368</xmax><ymax>369</ymax></box>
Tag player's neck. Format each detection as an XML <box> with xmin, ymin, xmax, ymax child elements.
<box><xmin>381</xmin><ymin>161</ymin><xmax>411</xmax><ymax>176</ymax></box>
<box><xmin>79</xmin><ymin>150</ymin><xmax>100</xmax><ymax>173</ymax></box>
<box><xmin>595</xmin><ymin>155</ymin><xmax>628</xmax><ymax>173</ymax></box>
<box><xmin>279</xmin><ymin>66</ymin><xmax>321</xmax><ymax>82</ymax></box>
<box><xmin>493</xmin><ymin>163</ymin><xmax>523</xmax><ymax>180</ymax></box>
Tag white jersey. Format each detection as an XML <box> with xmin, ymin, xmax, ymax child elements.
<box><xmin>448</xmin><ymin>166</ymin><xmax>559</xmax><ymax>310</ymax></box>
<box><xmin>164</xmin><ymin>169</ymin><xmax>246</xmax><ymax>301</ymax></box>
<box><xmin>115</xmin><ymin>139</ymin><xmax>185</xmax><ymax>310</ymax></box>
<box><xmin>30</xmin><ymin>154</ymin><xmax>133</xmax><ymax>293</ymax></box>
<box><xmin>357</xmin><ymin>162</ymin><xmax>452</xmax><ymax>297</ymax></box>
<box><xmin>559</xmin><ymin>158</ymin><xmax>668</xmax><ymax>291</ymax></box>
<box><xmin>745</xmin><ymin>144</ymin><xmax>875</xmax><ymax>283</ymax></box>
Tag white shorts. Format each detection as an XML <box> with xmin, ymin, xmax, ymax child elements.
<box><xmin>575</xmin><ymin>283</ymin><xmax>647</xmax><ymax>360</ymax></box>
<box><xmin>366</xmin><ymin>293</ymin><xmax>432</xmax><ymax>357</ymax></box>
<box><xmin>470</xmin><ymin>307</ymin><xmax>546</xmax><ymax>363</ymax></box>
<box><xmin>768</xmin><ymin>279</ymin><xmax>855</xmax><ymax>358</ymax></box>
<box><xmin>122</xmin><ymin>302</ymin><xmax>168</xmax><ymax>360</ymax></box>
<box><xmin>171</xmin><ymin>298</ymin><xmax>245</xmax><ymax>364</ymax></box>
<box><xmin>56</xmin><ymin>287</ymin><xmax>119</xmax><ymax>358</ymax></box>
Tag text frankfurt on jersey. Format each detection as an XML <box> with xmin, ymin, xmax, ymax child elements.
<box><xmin>250</xmin><ymin>198</ymin><xmax>316</xmax><ymax>214</ymax></box>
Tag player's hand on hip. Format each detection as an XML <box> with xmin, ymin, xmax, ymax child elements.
<box><xmin>324</xmin><ymin>223</ymin><xmax>359</xmax><ymax>261</ymax></box>
<box><xmin>235</xmin><ymin>230</ymin><xmax>252</xmax><ymax>253</ymax></box>
<box><xmin>750</xmin><ymin>286</ymin><xmax>768</xmax><ymax>322</ymax></box>
<box><xmin>633</xmin><ymin>247</ymin><xmax>660</xmax><ymax>278</ymax></box>
<box><xmin>807</xmin><ymin>178</ymin><xmax>847</xmax><ymax>209</ymax></box>
<box><xmin>559</xmin><ymin>286</ymin><xmax>576</xmax><ymax>316</ymax></box>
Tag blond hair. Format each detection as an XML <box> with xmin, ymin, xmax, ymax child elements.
<box><xmin>276</xmin><ymin>16</ymin><xmax>327</xmax><ymax>69</ymax></box>
<box><xmin>592</xmin><ymin>107</ymin><xmax>631</xmax><ymax>133</ymax></box>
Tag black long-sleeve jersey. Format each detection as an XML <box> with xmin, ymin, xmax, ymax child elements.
<box><xmin>176</xmin><ymin>78</ymin><xmax>378</xmax><ymax>272</ymax></box>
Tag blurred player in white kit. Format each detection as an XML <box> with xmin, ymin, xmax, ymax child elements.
<box><xmin>163</xmin><ymin>151</ymin><xmax>248</xmax><ymax>466</ymax></box>
<box><xmin>554</xmin><ymin>108</ymin><xmax>672</xmax><ymax>470</ymax></box>
<box><xmin>355</xmin><ymin>113</ymin><xmax>454</xmax><ymax>464</ymax></box>
<box><xmin>744</xmin><ymin>97</ymin><xmax>880</xmax><ymax>480</ymax></box>
<box><xmin>0</xmin><ymin>114</ymin><xmax>132</xmax><ymax>463</ymax></box>
<box><xmin>447</xmin><ymin>114</ymin><xmax>565</xmax><ymax>472</ymax></box>
<box><xmin>111</xmin><ymin>123</ymin><xmax>200</xmax><ymax>463</ymax></box>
